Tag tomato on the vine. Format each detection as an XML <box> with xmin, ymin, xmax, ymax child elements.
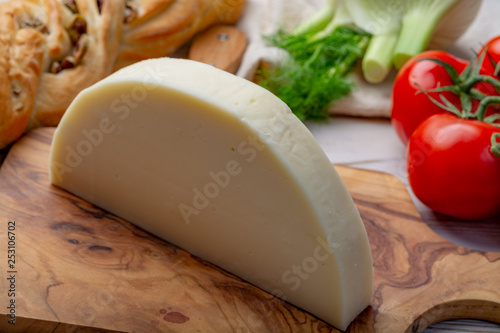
<box><xmin>391</xmin><ymin>51</ymin><xmax>469</xmax><ymax>145</ymax></box>
<box><xmin>407</xmin><ymin>114</ymin><xmax>500</xmax><ymax>220</ymax></box>
<box><xmin>395</xmin><ymin>37</ymin><xmax>500</xmax><ymax>220</ymax></box>
<box><xmin>480</xmin><ymin>35</ymin><xmax>500</xmax><ymax>76</ymax></box>
<box><xmin>391</xmin><ymin>47</ymin><xmax>500</xmax><ymax>146</ymax></box>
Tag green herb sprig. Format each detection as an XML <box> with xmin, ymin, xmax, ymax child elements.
<box><xmin>259</xmin><ymin>26</ymin><xmax>370</xmax><ymax>121</ymax></box>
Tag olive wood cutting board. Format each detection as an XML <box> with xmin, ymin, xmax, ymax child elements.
<box><xmin>0</xmin><ymin>128</ymin><xmax>499</xmax><ymax>333</ymax></box>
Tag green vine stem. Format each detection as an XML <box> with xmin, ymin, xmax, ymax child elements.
<box><xmin>491</xmin><ymin>133</ymin><xmax>500</xmax><ymax>158</ymax></box>
<box><xmin>475</xmin><ymin>95</ymin><xmax>500</xmax><ymax>121</ymax></box>
<box><xmin>414</xmin><ymin>56</ymin><xmax>500</xmax><ymax>159</ymax></box>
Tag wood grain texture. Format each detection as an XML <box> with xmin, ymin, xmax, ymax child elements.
<box><xmin>188</xmin><ymin>25</ymin><xmax>247</xmax><ymax>74</ymax></box>
<box><xmin>0</xmin><ymin>127</ymin><xmax>499</xmax><ymax>333</ymax></box>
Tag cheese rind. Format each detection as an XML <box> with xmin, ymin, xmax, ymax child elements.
<box><xmin>49</xmin><ymin>58</ymin><xmax>373</xmax><ymax>330</ymax></box>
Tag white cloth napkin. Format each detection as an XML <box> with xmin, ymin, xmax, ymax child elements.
<box><xmin>235</xmin><ymin>0</ymin><xmax>500</xmax><ymax>118</ymax></box>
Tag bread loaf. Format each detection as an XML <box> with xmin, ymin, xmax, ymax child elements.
<box><xmin>0</xmin><ymin>0</ymin><xmax>245</xmax><ymax>149</ymax></box>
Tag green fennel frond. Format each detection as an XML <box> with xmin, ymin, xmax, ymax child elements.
<box><xmin>259</xmin><ymin>26</ymin><xmax>371</xmax><ymax>121</ymax></box>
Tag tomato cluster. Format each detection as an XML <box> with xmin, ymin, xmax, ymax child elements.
<box><xmin>391</xmin><ymin>36</ymin><xmax>500</xmax><ymax>220</ymax></box>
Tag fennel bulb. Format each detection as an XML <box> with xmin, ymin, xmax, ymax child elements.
<box><xmin>344</xmin><ymin>0</ymin><xmax>483</xmax><ymax>83</ymax></box>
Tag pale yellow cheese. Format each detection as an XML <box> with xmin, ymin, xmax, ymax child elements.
<box><xmin>49</xmin><ymin>58</ymin><xmax>373</xmax><ymax>330</ymax></box>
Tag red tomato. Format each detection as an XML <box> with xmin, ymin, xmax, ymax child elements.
<box><xmin>391</xmin><ymin>51</ymin><xmax>469</xmax><ymax>145</ymax></box>
<box><xmin>392</xmin><ymin>49</ymin><xmax>500</xmax><ymax>145</ymax></box>
<box><xmin>477</xmin><ymin>36</ymin><xmax>500</xmax><ymax>119</ymax></box>
<box><xmin>407</xmin><ymin>114</ymin><xmax>500</xmax><ymax>220</ymax></box>
<box><xmin>480</xmin><ymin>35</ymin><xmax>500</xmax><ymax>76</ymax></box>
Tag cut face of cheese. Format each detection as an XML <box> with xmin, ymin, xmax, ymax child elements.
<box><xmin>49</xmin><ymin>58</ymin><xmax>373</xmax><ymax>330</ymax></box>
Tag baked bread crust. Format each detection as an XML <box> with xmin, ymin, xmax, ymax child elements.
<box><xmin>0</xmin><ymin>1</ymin><xmax>46</xmax><ymax>149</ymax></box>
<box><xmin>0</xmin><ymin>0</ymin><xmax>245</xmax><ymax>148</ymax></box>
<box><xmin>117</xmin><ymin>0</ymin><xmax>245</xmax><ymax>69</ymax></box>
<box><xmin>32</xmin><ymin>0</ymin><xmax>125</xmax><ymax>127</ymax></box>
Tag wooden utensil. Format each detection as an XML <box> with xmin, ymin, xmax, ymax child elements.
<box><xmin>188</xmin><ymin>24</ymin><xmax>247</xmax><ymax>74</ymax></box>
<box><xmin>0</xmin><ymin>128</ymin><xmax>499</xmax><ymax>332</ymax></box>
